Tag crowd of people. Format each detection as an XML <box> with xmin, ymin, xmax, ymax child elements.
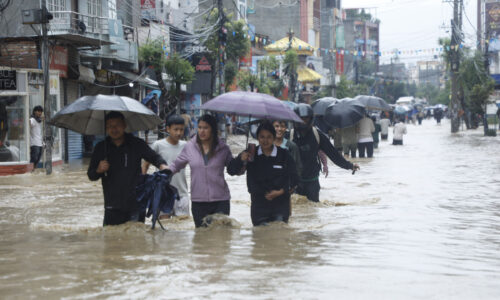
<box><xmin>331</xmin><ymin>112</ymin><xmax>408</xmax><ymax>160</ymax></box>
<box><xmin>87</xmin><ymin>103</ymin><xmax>363</xmax><ymax>228</ymax></box>
<box><xmin>87</xmin><ymin>101</ymin><xmax>458</xmax><ymax>229</ymax></box>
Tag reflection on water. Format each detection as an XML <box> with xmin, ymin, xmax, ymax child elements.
<box><xmin>1</xmin><ymin>121</ymin><xmax>500</xmax><ymax>298</ymax></box>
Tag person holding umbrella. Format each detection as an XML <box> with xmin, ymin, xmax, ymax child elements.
<box><xmin>229</xmin><ymin>121</ymin><xmax>299</xmax><ymax>226</ymax></box>
<box><xmin>87</xmin><ymin>111</ymin><xmax>168</xmax><ymax>226</ymax></box>
<box><xmin>291</xmin><ymin>104</ymin><xmax>359</xmax><ymax>202</ymax></box>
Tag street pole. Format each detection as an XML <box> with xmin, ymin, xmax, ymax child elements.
<box><xmin>217</xmin><ymin>0</ymin><xmax>225</xmax><ymax>95</ymax></box>
<box><xmin>287</xmin><ymin>28</ymin><xmax>297</xmax><ymax>102</ymax></box>
<box><xmin>483</xmin><ymin>28</ymin><xmax>490</xmax><ymax>135</ymax></box>
<box><xmin>450</xmin><ymin>0</ymin><xmax>463</xmax><ymax>133</ymax></box>
<box><xmin>478</xmin><ymin>0</ymin><xmax>482</xmax><ymax>51</ymax></box>
<box><xmin>41</xmin><ymin>0</ymin><xmax>53</xmax><ymax>174</ymax></box>
<box><xmin>331</xmin><ymin>13</ymin><xmax>337</xmax><ymax>97</ymax></box>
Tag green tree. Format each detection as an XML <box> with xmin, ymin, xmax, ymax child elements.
<box><xmin>283</xmin><ymin>49</ymin><xmax>299</xmax><ymax>101</ymax></box>
<box><xmin>139</xmin><ymin>41</ymin><xmax>195</xmax><ymax>139</ymax></box>
<box><xmin>139</xmin><ymin>39</ymin><xmax>170</xmax><ymax>121</ymax></box>
<box><xmin>202</xmin><ymin>9</ymin><xmax>250</xmax><ymax>95</ymax></box>
<box><xmin>164</xmin><ymin>54</ymin><xmax>195</xmax><ymax>112</ymax></box>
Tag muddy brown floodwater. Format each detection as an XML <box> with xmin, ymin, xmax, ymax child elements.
<box><xmin>1</xmin><ymin>120</ymin><xmax>499</xmax><ymax>299</ymax></box>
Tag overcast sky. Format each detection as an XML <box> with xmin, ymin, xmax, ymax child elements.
<box><xmin>343</xmin><ymin>0</ymin><xmax>478</xmax><ymax>64</ymax></box>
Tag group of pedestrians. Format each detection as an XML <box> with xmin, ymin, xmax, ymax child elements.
<box><xmin>88</xmin><ymin>104</ymin><xmax>359</xmax><ymax>228</ymax></box>
<box><xmin>337</xmin><ymin>113</ymin><xmax>407</xmax><ymax>159</ymax></box>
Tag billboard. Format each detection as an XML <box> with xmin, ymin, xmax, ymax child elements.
<box><xmin>486</xmin><ymin>2</ymin><xmax>500</xmax><ymax>51</ymax></box>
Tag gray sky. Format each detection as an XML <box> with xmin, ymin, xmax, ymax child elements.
<box><xmin>343</xmin><ymin>0</ymin><xmax>478</xmax><ymax>64</ymax></box>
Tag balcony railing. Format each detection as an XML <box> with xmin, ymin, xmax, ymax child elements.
<box><xmin>48</xmin><ymin>11</ymin><xmax>109</xmax><ymax>36</ymax></box>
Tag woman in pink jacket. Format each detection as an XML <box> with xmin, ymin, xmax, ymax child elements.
<box><xmin>168</xmin><ymin>114</ymin><xmax>240</xmax><ymax>227</ymax></box>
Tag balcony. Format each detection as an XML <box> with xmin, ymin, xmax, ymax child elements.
<box><xmin>48</xmin><ymin>11</ymin><xmax>112</xmax><ymax>47</ymax></box>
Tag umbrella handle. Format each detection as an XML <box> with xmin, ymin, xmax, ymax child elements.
<box><xmin>245</xmin><ymin>115</ymin><xmax>251</xmax><ymax>148</ymax></box>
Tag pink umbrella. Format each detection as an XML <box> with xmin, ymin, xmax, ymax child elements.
<box><xmin>200</xmin><ymin>91</ymin><xmax>303</xmax><ymax>123</ymax></box>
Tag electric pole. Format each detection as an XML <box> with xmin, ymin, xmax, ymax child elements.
<box><xmin>287</xmin><ymin>28</ymin><xmax>297</xmax><ymax>102</ymax></box>
<box><xmin>450</xmin><ymin>0</ymin><xmax>463</xmax><ymax>133</ymax></box>
<box><xmin>217</xmin><ymin>0</ymin><xmax>225</xmax><ymax>95</ymax></box>
<box><xmin>41</xmin><ymin>0</ymin><xmax>53</xmax><ymax>174</ymax></box>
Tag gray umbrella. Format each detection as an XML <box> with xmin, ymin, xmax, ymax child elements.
<box><xmin>311</xmin><ymin>97</ymin><xmax>338</xmax><ymax>115</ymax></box>
<box><xmin>354</xmin><ymin>95</ymin><xmax>392</xmax><ymax>111</ymax></box>
<box><xmin>49</xmin><ymin>94</ymin><xmax>161</xmax><ymax>135</ymax></box>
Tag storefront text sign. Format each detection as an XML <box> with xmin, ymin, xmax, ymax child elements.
<box><xmin>196</xmin><ymin>56</ymin><xmax>212</xmax><ymax>72</ymax></box>
<box><xmin>0</xmin><ymin>70</ymin><xmax>17</xmax><ymax>90</ymax></box>
<box><xmin>49</xmin><ymin>75</ymin><xmax>59</xmax><ymax>95</ymax></box>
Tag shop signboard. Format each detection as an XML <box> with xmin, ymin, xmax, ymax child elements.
<box><xmin>0</xmin><ymin>70</ymin><xmax>17</xmax><ymax>90</ymax></box>
<box><xmin>196</xmin><ymin>56</ymin><xmax>212</xmax><ymax>72</ymax></box>
<box><xmin>49</xmin><ymin>46</ymin><xmax>68</xmax><ymax>78</ymax></box>
<box><xmin>49</xmin><ymin>75</ymin><xmax>59</xmax><ymax>95</ymax></box>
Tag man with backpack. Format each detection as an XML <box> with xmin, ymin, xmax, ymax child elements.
<box><xmin>291</xmin><ymin>104</ymin><xmax>360</xmax><ymax>202</ymax></box>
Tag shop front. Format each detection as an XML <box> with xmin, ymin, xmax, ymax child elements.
<box><xmin>0</xmin><ymin>68</ymin><xmax>62</xmax><ymax>175</ymax></box>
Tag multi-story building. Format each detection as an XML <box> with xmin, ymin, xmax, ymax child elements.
<box><xmin>0</xmin><ymin>0</ymin><xmax>146</xmax><ymax>174</ymax></box>
<box><xmin>343</xmin><ymin>8</ymin><xmax>379</xmax><ymax>82</ymax></box>
<box><xmin>416</xmin><ymin>60</ymin><xmax>443</xmax><ymax>88</ymax></box>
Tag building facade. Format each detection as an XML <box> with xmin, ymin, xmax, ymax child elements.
<box><xmin>0</xmin><ymin>0</ymin><xmax>147</xmax><ymax>174</ymax></box>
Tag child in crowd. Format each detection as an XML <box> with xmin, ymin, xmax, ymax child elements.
<box><xmin>143</xmin><ymin>115</ymin><xmax>190</xmax><ymax>217</ymax></box>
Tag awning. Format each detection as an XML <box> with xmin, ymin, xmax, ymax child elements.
<box><xmin>108</xmin><ymin>69</ymin><xmax>158</xmax><ymax>88</ymax></box>
<box><xmin>265</xmin><ymin>37</ymin><xmax>316</xmax><ymax>55</ymax></box>
<box><xmin>297</xmin><ymin>67</ymin><xmax>322</xmax><ymax>83</ymax></box>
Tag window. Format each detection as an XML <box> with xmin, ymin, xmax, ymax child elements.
<box><xmin>47</xmin><ymin>0</ymin><xmax>66</xmax><ymax>19</ymax></box>
<box><xmin>47</xmin><ymin>0</ymin><xmax>66</xmax><ymax>12</ymax></box>
<box><xmin>0</xmin><ymin>96</ymin><xmax>27</xmax><ymax>163</ymax></box>
<box><xmin>108</xmin><ymin>0</ymin><xmax>117</xmax><ymax>19</ymax></box>
<box><xmin>87</xmin><ymin>0</ymin><xmax>102</xmax><ymax>31</ymax></box>
<box><xmin>88</xmin><ymin>0</ymin><xmax>102</xmax><ymax>17</ymax></box>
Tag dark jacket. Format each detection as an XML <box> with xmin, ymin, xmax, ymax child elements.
<box><xmin>292</xmin><ymin>127</ymin><xmax>353</xmax><ymax>180</ymax></box>
<box><xmin>229</xmin><ymin>146</ymin><xmax>299</xmax><ymax>203</ymax></box>
<box><xmin>87</xmin><ymin>133</ymin><xmax>166</xmax><ymax>212</ymax></box>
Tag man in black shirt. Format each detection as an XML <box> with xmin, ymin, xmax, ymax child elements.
<box><xmin>88</xmin><ymin>111</ymin><xmax>168</xmax><ymax>226</ymax></box>
<box><xmin>292</xmin><ymin>104</ymin><xmax>359</xmax><ymax>202</ymax></box>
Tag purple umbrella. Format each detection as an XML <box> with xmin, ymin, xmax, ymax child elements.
<box><xmin>200</xmin><ymin>91</ymin><xmax>303</xmax><ymax>123</ymax></box>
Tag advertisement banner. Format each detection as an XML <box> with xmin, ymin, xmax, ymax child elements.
<box><xmin>141</xmin><ymin>0</ymin><xmax>156</xmax><ymax>20</ymax></box>
<box><xmin>49</xmin><ymin>46</ymin><xmax>68</xmax><ymax>78</ymax></box>
<box><xmin>486</xmin><ymin>2</ymin><xmax>500</xmax><ymax>52</ymax></box>
<box><xmin>247</xmin><ymin>0</ymin><xmax>255</xmax><ymax>14</ymax></box>
<box><xmin>336</xmin><ymin>52</ymin><xmax>344</xmax><ymax>74</ymax></box>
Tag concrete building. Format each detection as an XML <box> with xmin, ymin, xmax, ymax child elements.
<box><xmin>0</xmin><ymin>0</ymin><xmax>147</xmax><ymax>174</ymax></box>
<box><xmin>416</xmin><ymin>60</ymin><xmax>443</xmax><ymax>88</ymax></box>
<box><xmin>343</xmin><ymin>8</ymin><xmax>380</xmax><ymax>82</ymax></box>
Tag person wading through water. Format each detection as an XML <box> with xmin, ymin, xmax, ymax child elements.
<box><xmin>290</xmin><ymin>104</ymin><xmax>360</xmax><ymax>202</ymax></box>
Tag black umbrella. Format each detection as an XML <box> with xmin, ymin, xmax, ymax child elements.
<box><xmin>311</xmin><ymin>97</ymin><xmax>338</xmax><ymax>115</ymax></box>
<box><xmin>324</xmin><ymin>99</ymin><xmax>366</xmax><ymax>128</ymax></box>
<box><xmin>354</xmin><ymin>95</ymin><xmax>392</xmax><ymax>111</ymax></box>
<box><xmin>49</xmin><ymin>94</ymin><xmax>161</xmax><ymax>135</ymax></box>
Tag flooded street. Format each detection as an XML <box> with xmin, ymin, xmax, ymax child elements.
<box><xmin>1</xmin><ymin>121</ymin><xmax>499</xmax><ymax>299</ymax></box>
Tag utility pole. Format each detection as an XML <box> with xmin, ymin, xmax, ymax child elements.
<box><xmin>217</xmin><ymin>0</ymin><xmax>225</xmax><ymax>95</ymax></box>
<box><xmin>478</xmin><ymin>0</ymin><xmax>482</xmax><ymax>51</ymax></box>
<box><xmin>287</xmin><ymin>28</ymin><xmax>297</xmax><ymax>102</ymax></box>
<box><xmin>450</xmin><ymin>0</ymin><xmax>463</xmax><ymax>133</ymax></box>
<box><xmin>331</xmin><ymin>13</ymin><xmax>337</xmax><ymax>97</ymax></box>
<box><xmin>41</xmin><ymin>0</ymin><xmax>53</xmax><ymax>174</ymax></box>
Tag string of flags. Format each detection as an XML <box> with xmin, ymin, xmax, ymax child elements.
<box><xmin>236</xmin><ymin>31</ymin><xmax>473</xmax><ymax>58</ymax></box>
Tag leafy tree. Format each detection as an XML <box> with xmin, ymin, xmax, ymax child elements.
<box><xmin>283</xmin><ymin>49</ymin><xmax>299</xmax><ymax>101</ymax></box>
<box><xmin>224</xmin><ymin>61</ymin><xmax>238</xmax><ymax>92</ymax></box>
<box><xmin>139</xmin><ymin>39</ymin><xmax>170</xmax><ymax>123</ymax></box>
<box><xmin>139</xmin><ymin>41</ymin><xmax>195</xmax><ymax>139</ymax></box>
<box><xmin>165</xmin><ymin>54</ymin><xmax>195</xmax><ymax>112</ymax></box>
<box><xmin>202</xmin><ymin>9</ymin><xmax>250</xmax><ymax>95</ymax></box>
